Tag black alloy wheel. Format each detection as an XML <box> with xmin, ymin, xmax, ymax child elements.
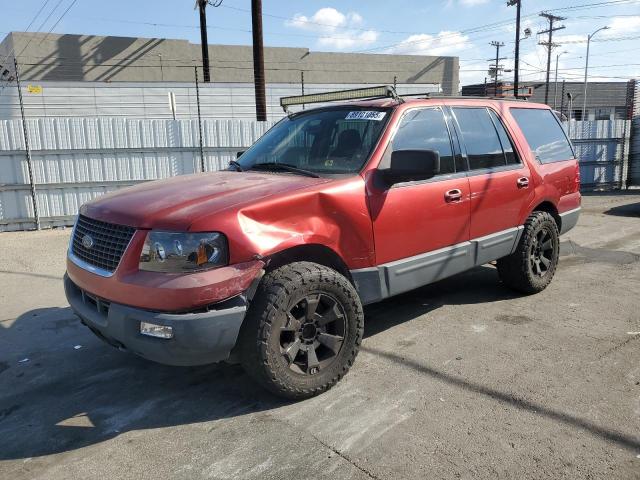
<box><xmin>280</xmin><ymin>293</ymin><xmax>347</xmax><ymax>376</ymax></box>
<box><xmin>530</xmin><ymin>227</ymin><xmax>554</xmax><ymax>277</ymax></box>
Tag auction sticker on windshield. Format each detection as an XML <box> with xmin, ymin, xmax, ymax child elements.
<box><xmin>345</xmin><ymin>111</ymin><xmax>386</xmax><ymax>121</ymax></box>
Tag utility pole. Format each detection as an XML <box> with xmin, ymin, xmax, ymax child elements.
<box><xmin>553</xmin><ymin>50</ymin><xmax>567</xmax><ymax>109</ymax></box>
<box><xmin>251</xmin><ymin>0</ymin><xmax>267</xmax><ymax>121</ymax></box>
<box><xmin>507</xmin><ymin>0</ymin><xmax>521</xmax><ymax>98</ymax></box>
<box><xmin>197</xmin><ymin>0</ymin><xmax>211</xmax><ymax>82</ymax></box>
<box><xmin>538</xmin><ymin>12</ymin><xmax>565</xmax><ymax>105</ymax></box>
<box><xmin>14</xmin><ymin>58</ymin><xmax>40</xmax><ymax>230</ymax></box>
<box><xmin>489</xmin><ymin>41</ymin><xmax>505</xmax><ymax>96</ymax></box>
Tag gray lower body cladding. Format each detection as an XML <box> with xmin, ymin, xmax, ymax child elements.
<box><xmin>64</xmin><ymin>275</ymin><xmax>247</xmax><ymax>366</ymax></box>
<box><xmin>559</xmin><ymin>207</ymin><xmax>581</xmax><ymax>235</ymax></box>
<box><xmin>352</xmin><ymin>209</ymin><xmax>580</xmax><ymax>305</ymax></box>
<box><xmin>351</xmin><ymin>228</ymin><xmax>520</xmax><ymax>305</ymax></box>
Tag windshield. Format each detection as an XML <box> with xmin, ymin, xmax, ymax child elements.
<box><xmin>236</xmin><ymin>107</ymin><xmax>390</xmax><ymax>175</ymax></box>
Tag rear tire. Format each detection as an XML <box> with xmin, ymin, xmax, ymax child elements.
<box><xmin>497</xmin><ymin>211</ymin><xmax>560</xmax><ymax>294</ymax></box>
<box><xmin>238</xmin><ymin>262</ymin><xmax>363</xmax><ymax>399</ymax></box>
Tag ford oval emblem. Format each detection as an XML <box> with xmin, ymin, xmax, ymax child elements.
<box><xmin>82</xmin><ymin>234</ymin><xmax>94</xmax><ymax>249</ymax></box>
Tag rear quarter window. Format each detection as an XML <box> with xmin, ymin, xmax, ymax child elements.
<box><xmin>510</xmin><ymin>108</ymin><xmax>575</xmax><ymax>164</ymax></box>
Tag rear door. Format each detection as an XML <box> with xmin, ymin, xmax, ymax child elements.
<box><xmin>449</xmin><ymin>106</ymin><xmax>533</xmax><ymax>241</ymax></box>
<box><xmin>509</xmin><ymin>107</ymin><xmax>580</xmax><ymax>214</ymax></box>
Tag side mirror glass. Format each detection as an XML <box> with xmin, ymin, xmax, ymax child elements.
<box><xmin>382</xmin><ymin>149</ymin><xmax>440</xmax><ymax>185</ymax></box>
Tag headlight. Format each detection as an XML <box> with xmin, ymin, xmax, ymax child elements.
<box><xmin>139</xmin><ymin>232</ymin><xmax>228</xmax><ymax>273</ymax></box>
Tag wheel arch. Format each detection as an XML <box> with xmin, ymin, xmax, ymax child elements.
<box><xmin>530</xmin><ymin>201</ymin><xmax>561</xmax><ymax>231</ymax></box>
<box><xmin>264</xmin><ymin>244</ymin><xmax>353</xmax><ymax>284</ymax></box>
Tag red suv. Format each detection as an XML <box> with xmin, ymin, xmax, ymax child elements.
<box><xmin>65</xmin><ymin>87</ymin><xmax>581</xmax><ymax>399</ymax></box>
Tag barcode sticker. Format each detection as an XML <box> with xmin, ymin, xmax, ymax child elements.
<box><xmin>345</xmin><ymin>111</ymin><xmax>386</xmax><ymax>121</ymax></box>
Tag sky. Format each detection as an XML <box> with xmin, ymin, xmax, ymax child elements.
<box><xmin>2</xmin><ymin>0</ymin><xmax>639</xmax><ymax>86</ymax></box>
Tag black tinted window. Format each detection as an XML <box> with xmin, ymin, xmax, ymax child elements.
<box><xmin>511</xmin><ymin>108</ymin><xmax>575</xmax><ymax>163</ymax></box>
<box><xmin>392</xmin><ymin>108</ymin><xmax>455</xmax><ymax>174</ymax></box>
<box><xmin>453</xmin><ymin>107</ymin><xmax>506</xmax><ymax>170</ymax></box>
<box><xmin>489</xmin><ymin>110</ymin><xmax>519</xmax><ymax>165</ymax></box>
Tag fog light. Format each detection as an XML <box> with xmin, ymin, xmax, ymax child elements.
<box><xmin>140</xmin><ymin>322</ymin><xmax>173</xmax><ymax>339</ymax></box>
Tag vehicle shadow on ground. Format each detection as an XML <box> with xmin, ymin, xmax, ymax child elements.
<box><xmin>363</xmin><ymin>265</ymin><xmax>518</xmax><ymax>338</ymax></box>
<box><xmin>603</xmin><ymin>201</ymin><xmax>640</xmax><ymax>218</ymax></box>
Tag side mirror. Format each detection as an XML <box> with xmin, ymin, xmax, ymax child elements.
<box><xmin>382</xmin><ymin>149</ymin><xmax>440</xmax><ymax>185</ymax></box>
<box><xmin>236</xmin><ymin>151</ymin><xmax>245</xmax><ymax>159</ymax></box>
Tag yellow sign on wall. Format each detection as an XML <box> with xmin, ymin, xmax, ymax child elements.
<box><xmin>27</xmin><ymin>85</ymin><xmax>42</xmax><ymax>94</ymax></box>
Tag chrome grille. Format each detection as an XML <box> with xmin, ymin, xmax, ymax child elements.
<box><xmin>71</xmin><ymin>215</ymin><xmax>135</xmax><ymax>273</ymax></box>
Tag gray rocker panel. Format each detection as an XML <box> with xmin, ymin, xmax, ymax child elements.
<box><xmin>352</xmin><ymin>226</ymin><xmax>524</xmax><ymax>304</ymax></box>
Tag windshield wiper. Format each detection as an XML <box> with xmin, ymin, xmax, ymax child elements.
<box><xmin>249</xmin><ymin>162</ymin><xmax>320</xmax><ymax>178</ymax></box>
<box><xmin>228</xmin><ymin>160</ymin><xmax>244</xmax><ymax>172</ymax></box>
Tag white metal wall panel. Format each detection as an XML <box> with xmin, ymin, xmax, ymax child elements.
<box><xmin>0</xmin><ymin>82</ymin><xmax>440</xmax><ymax>121</ymax></box>
<box><xmin>0</xmin><ymin>117</ymin><xmax>276</xmax><ymax>230</ymax></box>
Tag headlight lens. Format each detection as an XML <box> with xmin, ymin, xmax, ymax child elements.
<box><xmin>139</xmin><ymin>232</ymin><xmax>228</xmax><ymax>273</ymax></box>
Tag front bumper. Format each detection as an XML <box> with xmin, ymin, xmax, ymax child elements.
<box><xmin>65</xmin><ymin>275</ymin><xmax>247</xmax><ymax>366</ymax></box>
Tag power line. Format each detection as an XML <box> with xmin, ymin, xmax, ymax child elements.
<box><xmin>38</xmin><ymin>0</ymin><xmax>80</xmax><ymax>45</ymax></box>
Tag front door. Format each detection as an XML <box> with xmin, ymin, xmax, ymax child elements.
<box><xmin>368</xmin><ymin>107</ymin><xmax>471</xmax><ymax>294</ymax></box>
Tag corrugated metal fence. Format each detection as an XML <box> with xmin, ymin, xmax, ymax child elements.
<box><xmin>564</xmin><ymin>119</ymin><xmax>631</xmax><ymax>190</ymax></box>
<box><xmin>0</xmin><ymin>118</ymin><xmax>275</xmax><ymax>230</ymax></box>
<box><xmin>629</xmin><ymin>79</ymin><xmax>640</xmax><ymax>187</ymax></box>
<box><xmin>0</xmin><ymin>116</ymin><xmax>634</xmax><ymax>231</ymax></box>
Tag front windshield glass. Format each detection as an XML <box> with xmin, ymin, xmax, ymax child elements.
<box><xmin>236</xmin><ymin>107</ymin><xmax>390</xmax><ymax>175</ymax></box>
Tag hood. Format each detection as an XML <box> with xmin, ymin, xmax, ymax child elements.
<box><xmin>81</xmin><ymin>171</ymin><xmax>331</xmax><ymax>230</ymax></box>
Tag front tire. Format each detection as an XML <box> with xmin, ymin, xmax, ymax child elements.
<box><xmin>238</xmin><ymin>262</ymin><xmax>364</xmax><ymax>399</ymax></box>
<box><xmin>497</xmin><ymin>211</ymin><xmax>560</xmax><ymax>294</ymax></box>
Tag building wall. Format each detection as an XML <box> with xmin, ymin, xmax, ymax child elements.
<box><xmin>0</xmin><ymin>81</ymin><xmax>440</xmax><ymax>121</ymax></box>
<box><xmin>525</xmin><ymin>81</ymin><xmax>630</xmax><ymax>120</ymax></box>
<box><xmin>0</xmin><ymin>32</ymin><xmax>459</xmax><ymax>94</ymax></box>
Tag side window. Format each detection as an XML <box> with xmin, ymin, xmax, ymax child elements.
<box><xmin>510</xmin><ymin>108</ymin><xmax>575</xmax><ymax>163</ymax></box>
<box><xmin>392</xmin><ymin>108</ymin><xmax>455</xmax><ymax>175</ymax></box>
<box><xmin>488</xmin><ymin>110</ymin><xmax>519</xmax><ymax>165</ymax></box>
<box><xmin>453</xmin><ymin>107</ymin><xmax>506</xmax><ymax>170</ymax></box>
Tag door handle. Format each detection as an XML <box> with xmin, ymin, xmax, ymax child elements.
<box><xmin>517</xmin><ymin>177</ymin><xmax>529</xmax><ymax>188</ymax></box>
<box><xmin>444</xmin><ymin>188</ymin><xmax>463</xmax><ymax>202</ymax></box>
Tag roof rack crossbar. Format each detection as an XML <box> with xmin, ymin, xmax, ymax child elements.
<box><xmin>423</xmin><ymin>93</ymin><xmax>528</xmax><ymax>102</ymax></box>
<box><xmin>280</xmin><ymin>85</ymin><xmax>402</xmax><ymax>113</ymax></box>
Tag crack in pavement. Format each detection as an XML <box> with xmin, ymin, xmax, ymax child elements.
<box><xmin>270</xmin><ymin>414</ymin><xmax>383</xmax><ymax>480</ymax></box>
<box><xmin>598</xmin><ymin>335</ymin><xmax>640</xmax><ymax>360</ymax></box>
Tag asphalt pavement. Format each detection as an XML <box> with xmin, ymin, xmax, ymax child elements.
<box><xmin>0</xmin><ymin>193</ymin><xmax>639</xmax><ymax>479</ymax></box>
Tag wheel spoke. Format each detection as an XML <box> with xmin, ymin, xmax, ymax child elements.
<box><xmin>284</xmin><ymin>340</ymin><xmax>302</xmax><ymax>364</ymax></box>
<box><xmin>317</xmin><ymin>333</ymin><xmax>344</xmax><ymax>353</ymax></box>
<box><xmin>317</xmin><ymin>302</ymin><xmax>343</xmax><ymax>327</ymax></box>
<box><xmin>540</xmin><ymin>255</ymin><xmax>551</xmax><ymax>268</ymax></box>
<box><xmin>306</xmin><ymin>346</ymin><xmax>320</xmax><ymax>373</ymax></box>
<box><xmin>281</xmin><ymin>313</ymin><xmax>302</xmax><ymax>332</ymax></box>
<box><xmin>534</xmin><ymin>260</ymin><xmax>542</xmax><ymax>276</ymax></box>
<box><xmin>305</xmin><ymin>295</ymin><xmax>320</xmax><ymax>321</ymax></box>
<box><xmin>541</xmin><ymin>239</ymin><xmax>553</xmax><ymax>251</ymax></box>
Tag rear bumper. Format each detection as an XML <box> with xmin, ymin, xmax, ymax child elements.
<box><xmin>65</xmin><ymin>275</ymin><xmax>247</xmax><ymax>366</ymax></box>
<box><xmin>560</xmin><ymin>207</ymin><xmax>581</xmax><ymax>235</ymax></box>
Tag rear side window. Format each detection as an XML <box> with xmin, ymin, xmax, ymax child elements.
<box><xmin>510</xmin><ymin>108</ymin><xmax>575</xmax><ymax>163</ymax></box>
<box><xmin>488</xmin><ymin>110</ymin><xmax>519</xmax><ymax>165</ymax></box>
<box><xmin>452</xmin><ymin>107</ymin><xmax>506</xmax><ymax>170</ymax></box>
<box><xmin>392</xmin><ymin>108</ymin><xmax>455</xmax><ymax>175</ymax></box>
